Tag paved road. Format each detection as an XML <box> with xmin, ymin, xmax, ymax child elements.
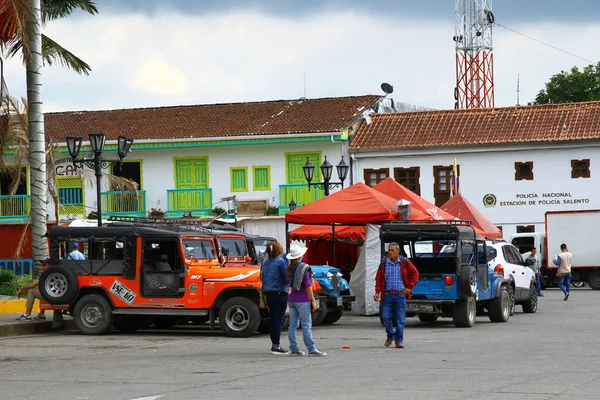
<box><xmin>1</xmin><ymin>288</ymin><xmax>598</xmax><ymax>400</ymax></box>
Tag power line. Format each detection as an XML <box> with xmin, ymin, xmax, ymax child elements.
<box><xmin>494</xmin><ymin>22</ymin><xmax>595</xmax><ymax>65</ymax></box>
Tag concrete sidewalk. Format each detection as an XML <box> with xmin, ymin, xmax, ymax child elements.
<box><xmin>0</xmin><ymin>310</ymin><xmax>76</xmax><ymax>338</ymax></box>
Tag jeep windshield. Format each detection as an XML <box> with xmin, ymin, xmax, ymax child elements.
<box><xmin>182</xmin><ymin>239</ymin><xmax>217</xmax><ymax>260</ymax></box>
<box><xmin>217</xmin><ymin>237</ymin><xmax>248</xmax><ymax>258</ymax></box>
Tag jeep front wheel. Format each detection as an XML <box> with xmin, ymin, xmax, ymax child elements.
<box><xmin>488</xmin><ymin>287</ymin><xmax>510</xmax><ymax>322</ymax></box>
<box><xmin>323</xmin><ymin>308</ymin><xmax>343</xmax><ymax>324</ymax></box>
<box><xmin>39</xmin><ymin>265</ymin><xmax>78</xmax><ymax>305</ymax></box>
<box><xmin>452</xmin><ymin>296</ymin><xmax>476</xmax><ymax>327</ymax></box>
<box><xmin>73</xmin><ymin>294</ymin><xmax>113</xmax><ymax>335</ymax></box>
<box><xmin>219</xmin><ymin>297</ymin><xmax>261</xmax><ymax>338</ymax></box>
<box><xmin>311</xmin><ymin>298</ymin><xmax>328</xmax><ymax>325</ymax></box>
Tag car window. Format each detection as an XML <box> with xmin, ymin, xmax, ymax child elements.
<box><xmin>218</xmin><ymin>237</ymin><xmax>248</xmax><ymax>257</ymax></box>
<box><xmin>502</xmin><ymin>245</ymin><xmax>521</xmax><ymax>264</ymax></box>
<box><xmin>182</xmin><ymin>239</ymin><xmax>217</xmax><ymax>260</ymax></box>
<box><xmin>507</xmin><ymin>246</ymin><xmax>524</xmax><ymax>265</ymax></box>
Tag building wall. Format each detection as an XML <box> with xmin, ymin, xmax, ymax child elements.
<box><xmin>352</xmin><ymin>142</ymin><xmax>600</xmax><ymax>239</ymax></box>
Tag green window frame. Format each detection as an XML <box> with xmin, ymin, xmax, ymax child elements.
<box><xmin>252</xmin><ymin>166</ymin><xmax>270</xmax><ymax>191</ymax></box>
<box><xmin>230</xmin><ymin>167</ymin><xmax>248</xmax><ymax>192</ymax></box>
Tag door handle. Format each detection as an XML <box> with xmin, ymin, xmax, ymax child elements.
<box><xmin>521</xmin><ymin>272</ymin><xmax>525</xmax><ymax>275</ymax></box>
<box><xmin>512</xmin><ymin>271</ymin><xmax>516</xmax><ymax>273</ymax></box>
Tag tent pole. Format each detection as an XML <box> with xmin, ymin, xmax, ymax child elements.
<box><xmin>332</xmin><ymin>224</ymin><xmax>336</xmax><ymax>266</ymax></box>
<box><xmin>285</xmin><ymin>221</ymin><xmax>290</xmax><ymax>254</ymax></box>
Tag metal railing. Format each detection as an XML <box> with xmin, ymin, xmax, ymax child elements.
<box><xmin>0</xmin><ymin>195</ymin><xmax>30</xmax><ymax>221</ymax></box>
<box><xmin>0</xmin><ymin>258</ymin><xmax>33</xmax><ymax>275</ymax></box>
<box><xmin>167</xmin><ymin>188</ymin><xmax>212</xmax><ymax>217</ymax></box>
<box><xmin>278</xmin><ymin>184</ymin><xmax>324</xmax><ymax>213</ymax></box>
<box><xmin>101</xmin><ymin>190</ymin><xmax>146</xmax><ymax>217</ymax></box>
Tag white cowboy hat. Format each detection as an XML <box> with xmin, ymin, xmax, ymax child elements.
<box><xmin>286</xmin><ymin>244</ymin><xmax>308</xmax><ymax>260</ymax></box>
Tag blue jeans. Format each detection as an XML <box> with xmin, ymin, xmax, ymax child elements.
<box><xmin>535</xmin><ymin>273</ymin><xmax>542</xmax><ymax>295</ymax></box>
<box><xmin>382</xmin><ymin>293</ymin><xmax>407</xmax><ymax>344</ymax></box>
<box><xmin>288</xmin><ymin>301</ymin><xmax>316</xmax><ymax>353</ymax></box>
<box><xmin>558</xmin><ymin>272</ymin><xmax>572</xmax><ymax>294</ymax></box>
<box><xmin>265</xmin><ymin>292</ymin><xmax>288</xmax><ymax>348</ymax></box>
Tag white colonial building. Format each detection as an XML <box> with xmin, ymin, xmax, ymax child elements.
<box><xmin>349</xmin><ymin>101</ymin><xmax>600</xmax><ymax>238</ymax></box>
<box><xmin>0</xmin><ymin>95</ymin><xmax>384</xmax><ymax>224</ymax></box>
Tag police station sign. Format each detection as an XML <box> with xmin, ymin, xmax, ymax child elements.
<box><xmin>483</xmin><ymin>192</ymin><xmax>591</xmax><ymax>208</ymax></box>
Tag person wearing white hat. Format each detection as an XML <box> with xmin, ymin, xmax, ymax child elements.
<box><xmin>286</xmin><ymin>244</ymin><xmax>327</xmax><ymax>357</ymax></box>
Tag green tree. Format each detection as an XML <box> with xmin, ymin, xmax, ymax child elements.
<box><xmin>533</xmin><ymin>62</ymin><xmax>600</xmax><ymax>104</ymax></box>
<box><xmin>1</xmin><ymin>0</ymin><xmax>97</xmax><ymax>275</ymax></box>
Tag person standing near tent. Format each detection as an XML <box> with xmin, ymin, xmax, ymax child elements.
<box><xmin>286</xmin><ymin>244</ymin><xmax>327</xmax><ymax>357</ymax></box>
<box><xmin>260</xmin><ymin>241</ymin><xmax>290</xmax><ymax>355</ymax></box>
<box><xmin>374</xmin><ymin>242</ymin><xmax>419</xmax><ymax>348</ymax></box>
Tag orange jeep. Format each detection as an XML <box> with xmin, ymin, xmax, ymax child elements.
<box><xmin>39</xmin><ymin>225</ymin><xmax>267</xmax><ymax>337</ymax></box>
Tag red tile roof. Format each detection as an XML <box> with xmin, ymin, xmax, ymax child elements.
<box><xmin>44</xmin><ymin>95</ymin><xmax>381</xmax><ymax>142</ymax></box>
<box><xmin>350</xmin><ymin>101</ymin><xmax>600</xmax><ymax>151</ymax></box>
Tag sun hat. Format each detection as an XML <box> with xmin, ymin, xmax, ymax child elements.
<box><xmin>286</xmin><ymin>244</ymin><xmax>308</xmax><ymax>260</ymax></box>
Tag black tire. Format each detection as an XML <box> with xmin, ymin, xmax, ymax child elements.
<box><xmin>218</xmin><ymin>297</ymin><xmax>261</xmax><ymax>338</ymax></box>
<box><xmin>522</xmin><ymin>284</ymin><xmax>538</xmax><ymax>314</ymax></box>
<box><xmin>311</xmin><ymin>298</ymin><xmax>328</xmax><ymax>325</ymax></box>
<box><xmin>587</xmin><ymin>270</ymin><xmax>600</xmax><ymax>290</ymax></box>
<box><xmin>417</xmin><ymin>314</ymin><xmax>439</xmax><ymax>323</ymax></box>
<box><xmin>507</xmin><ymin>285</ymin><xmax>515</xmax><ymax>316</ymax></box>
<box><xmin>39</xmin><ymin>265</ymin><xmax>78</xmax><ymax>305</ymax></box>
<box><xmin>323</xmin><ymin>308</ymin><xmax>343</xmax><ymax>324</ymax></box>
<box><xmin>452</xmin><ymin>296</ymin><xmax>476</xmax><ymax>327</ymax></box>
<box><xmin>460</xmin><ymin>266</ymin><xmax>477</xmax><ymax>296</ymax></box>
<box><xmin>571</xmin><ymin>281</ymin><xmax>585</xmax><ymax>288</ymax></box>
<box><xmin>73</xmin><ymin>294</ymin><xmax>113</xmax><ymax>335</ymax></box>
<box><xmin>488</xmin><ymin>287</ymin><xmax>510</xmax><ymax>322</ymax></box>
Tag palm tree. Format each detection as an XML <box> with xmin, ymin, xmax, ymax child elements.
<box><xmin>1</xmin><ymin>0</ymin><xmax>97</xmax><ymax>275</ymax></box>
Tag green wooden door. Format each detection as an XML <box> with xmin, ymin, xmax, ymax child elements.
<box><xmin>176</xmin><ymin>158</ymin><xmax>208</xmax><ymax>189</ymax></box>
<box><xmin>286</xmin><ymin>153</ymin><xmax>321</xmax><ymax>184</ymax></box>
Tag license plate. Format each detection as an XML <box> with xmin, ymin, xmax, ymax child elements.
<box><xmin>110</xmin><ymin>280</ymin><xmax>136</xmax><ymax>305</ymax></box>
<box><xmin>408</xmin><ymin>303</ymin><xmax>433</xmax><ymax>312</ymax></box>
<box><xmin>336</xmin><ymin>297</ymin><xmax>343</xmax><ymax>306</ymax></box>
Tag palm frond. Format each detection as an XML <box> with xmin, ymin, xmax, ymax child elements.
<box><xmin>42</xmin><ymin>33</ymin><xmax>91</xmax><ymax>75</ymax></box>
<box><xmin>0</xmin><ymin>0</ymin><xmax>35</xmax><ymax>58</ymax></box>
<box><xmin>41</xmin><ymin>0</ymin><xmax>98</xmax><ymax>24</ymax></box>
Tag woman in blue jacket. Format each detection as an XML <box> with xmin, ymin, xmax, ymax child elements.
<box><xmin>260</xmin><ymin>241</ymin><xmax>289</xmax><ymax>354</ymax></box>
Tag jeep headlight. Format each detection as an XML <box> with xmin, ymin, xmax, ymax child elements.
<box><xmin>327</xmin><ymin>272</ymin><xmax>333</xmax><ymax>280</ymax></box>
<box><xmin>336</xmin><ymin>272</ymin><xmax>343</xmax><ymax>278</ymax></box>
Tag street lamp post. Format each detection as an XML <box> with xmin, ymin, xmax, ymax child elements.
<box><xmin>302</xmin><ymin>156</ymin><xmax>349</xmax><ymax>196</ymax></box>
<box><xmin>66</xmin><ymin>133</ymin><xmax>134</xmax><ymax>227</ymax></box>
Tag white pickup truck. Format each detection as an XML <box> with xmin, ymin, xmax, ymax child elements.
<box><xmin>510</xmin><ymin>210</ymin><xmax>600</xmax><ymax>290</ymax></box>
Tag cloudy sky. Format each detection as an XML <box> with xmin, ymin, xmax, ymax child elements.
<box><xmin>3</xmin><ymin>0</ymin><xmax>599</xmax><ymax>112</ymax></box>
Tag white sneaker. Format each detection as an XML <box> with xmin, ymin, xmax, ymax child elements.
<box><xmin>308</xmin><ymin>350</ymin><xmax>327</xmax><ymax>357</ymax></box>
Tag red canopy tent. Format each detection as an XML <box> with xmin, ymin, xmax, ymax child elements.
<box><xmin>284</xmin><ymin>182</ymin><xmax>429</xmax><ymax>272</ymax></box>
<box><xmin>441</xmin><ymin>194</ymin><xmax>503</xmax><ymax>239</ymax></box>
<box><xmin>372</xmin><ymin>177</ymin><xmax>458</xmax><ymax>221</ymax></box>
<box><xmin>285</xmin><ymin>182</ymin><xmax>404</xmax><ymax>225</ymax></box>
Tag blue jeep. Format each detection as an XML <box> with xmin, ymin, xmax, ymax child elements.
<box><xmin>379</xmin><ymin>222</ymin><xmax>511</xmax><ymax>327</ymax></box>
<box><xmin>310</xmin><ymin>265</ymin><xmax>355</xmax><ymax>325</ymax></box>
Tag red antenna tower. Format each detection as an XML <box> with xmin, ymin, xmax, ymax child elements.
<box><xmin>453</xmin><ymin>0</ymin><xmax>495</xmax><ymax>109</ymax></box>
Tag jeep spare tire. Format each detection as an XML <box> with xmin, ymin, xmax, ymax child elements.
<box><xmin>39</xmin><ymin>265</ymin><xmax>78</xmax><ymax>304</ymax></box>
<box><xmin>459</xmin><ymin>266</ymin><xmax>477</xmax><ymax>296</ymax></box>
<box><xmin>219</xmin><ymin>297</ymin><xmax>261</xmax><ymax>338</ymax></box>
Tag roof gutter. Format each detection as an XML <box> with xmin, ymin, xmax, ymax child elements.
<box><xmin>55</xmin><ymin>131</ymin><xmax>345</xmax><ymax>147</ymax></box>
<box><xmin>349</xmin><ymin>140</ymin><xmax>600</xmax><ymax>158</ymax></box>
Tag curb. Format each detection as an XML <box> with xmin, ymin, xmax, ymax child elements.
<box><xmin>0</xmin><ymin>300</ymin><xmax>40</xmax><ymax>314</ymax></box>
<box><xmin>0</xmin><ymin>315</ymin><xmax>76</xmax><ymax>338</ymax></box>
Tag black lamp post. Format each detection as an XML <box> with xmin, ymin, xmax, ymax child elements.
<box><xmin>66</xmin><ymin>133</ymin><xmax>134</xmax><ymax>227</ymax></box>
<box><xmin>302</xmin><ymin>156</ymin><xmax>349</xmax><ymax>196</ymax></box>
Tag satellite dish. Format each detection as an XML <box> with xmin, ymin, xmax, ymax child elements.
<box><xmin>380</xmin><ymin>82</ymin><xmax>394</xmax><ymax>94</ymax></box>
